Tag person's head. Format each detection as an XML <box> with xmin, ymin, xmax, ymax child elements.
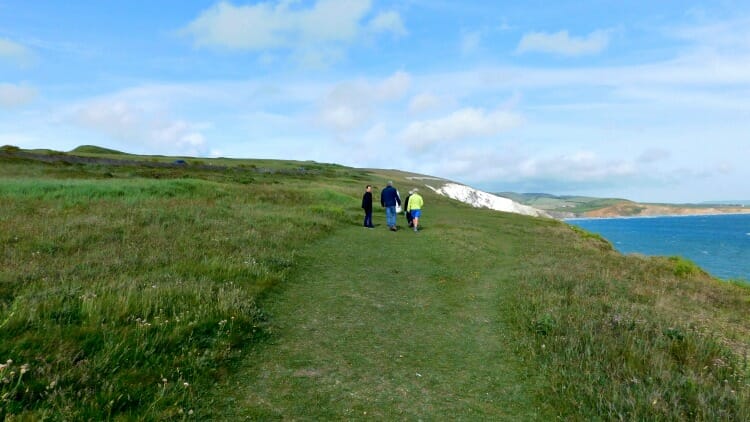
<box><xmin>366</xmin><ymin>185</ymin><xmax>372</xmax><ymax>192</ymax></box>
<box><xmin>413</xmin><ymin>188</ymin><xmax>419</xmax><ymax>193</ymax></box>
<box><xmin>408</xmin><ymin>189</ymin><xmax>414</xmax><ymax>195</ymax></box>
<box><xmin>387</xmin><ymin>181</ymin><xmax>393</xmax><ymax>186</ymax></box>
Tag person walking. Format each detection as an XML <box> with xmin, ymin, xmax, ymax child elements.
<box><xmin>404</xmin><ymin>190</ymin><xmax>414</xmax><ymax>228</ymax></box>
<box><xmin>361</xmin><ymin>185</ymin><xmax>374</xmax><ymax>228</ymax></box>
<box><xmin>406</xmin><ymin>188</ymin><xmax>423</xmax><ymax>232</ymax></box>
<box><xmin>380</xmin><ymin>181</ymin><xmax>401</xmax><ymax>231</ymax></box>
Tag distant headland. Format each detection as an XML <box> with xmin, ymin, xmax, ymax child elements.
<box><xmin>497</xmin><ymin>192</ymin><xmax>750</xmax><ymax>219</ymax></box>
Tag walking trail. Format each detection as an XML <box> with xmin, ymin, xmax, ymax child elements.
<box><xmin>217</xmin><ymin>209</ymin><xmax>549</xmax><ymax>419</ymax></box>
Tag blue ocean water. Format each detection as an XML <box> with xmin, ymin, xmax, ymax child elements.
<box><xmin>567</xmin><ymin>213</ymin><xmax>750</xmax><ymax>282</ymax></box>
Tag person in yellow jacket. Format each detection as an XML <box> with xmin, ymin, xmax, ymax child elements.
<box><xmin>406</xmin><ymin>188</ymin><xmax>424</xmax><ymax>232</ymax></box>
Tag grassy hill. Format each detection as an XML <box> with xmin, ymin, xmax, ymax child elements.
<box><xmin>1</xmin><ymin>147</ymin><xmax>748</xmax><ymax>420</ymax></box>
<box><xmin>70</xmin><ymin>145</ymin><xmax>129</xmax><ymax>155</ymax></box>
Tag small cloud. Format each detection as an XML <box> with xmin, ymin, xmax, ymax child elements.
<box><xmin>182</xmin><ymin>0</ymin><xmax>371</xmax><ymax>50</ymax></box>
<box><xmin>0</xmin><ymin>83</ymin><xmax>37</xmax><ymax>108</ymax></box>
<box><xmin>368</xmin><ymin>11</ymin><xmax>407</xmax><ymax>37</ymax></box>
<box><xmin>362</xmin><ymin>123</ymin><xmax>389</xmax><ymax>143</ymax></box>
<box><xmin>399</xmin><ymin>107</ymin><xmax>523</xmax><ymax>149</ymax></box>
<box><xmin>376</xmin><ymin>71</ymin><xmax>410</xmax><ymax>101</ymax></box>
<box><xmin>497</xmin><ymin>19</ymin><xmax>513</xmax><ymax>32</ymax></box>
<box><xmin>0</xmin><ymin>38</ymin><xmax>33</xmax><ymax>67</ymax></box>
<box><xmin>151</xmin><ymin>121</ymin><xmax>206</xmax><ymax>148</ymax></box>
<box><xmin>293</xmin><ymin>46</ymin><xmax>345</xmax><ymax>69</ymax></box>
<box><xmin>715</xmin><ymin>161</ymin><xmax>733</xmax><ymax>174</ymax></box>
<box><xmin>408</xmin><ymin>92</ymin><xmax>442</xmax><ymax>114</ymax></box>
<box><xmin>461</xmin><ymin>30</ymin><xmax>482</xmax><ymax>55</ymax></box>
<box><xmin>320</xmin><ymin>103</ymin><xmax>369</xmax><ymax>132</ymax></box>
<box><xmin>517</xmin><ymin>29</ymin><xmax>610</xmax><ymax>56</ymax></box>
<box><xmin>638</xmin><ymin>148</ymin><xmax>671</xmax><ymax>164</ymax></box>
<box><xmin>319</xmin><ymin>71</ymin><xmax>411</xmax><ymax>132</ymax></box>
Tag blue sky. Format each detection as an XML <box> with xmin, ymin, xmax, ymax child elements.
<box><xmin>2</xmin><ymin>1</ymin><xmax>750</xmax><ymax>203</ymax></box>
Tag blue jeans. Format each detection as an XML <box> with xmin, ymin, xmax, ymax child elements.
<box><xmin>363</xmin><ymin>211</ymin><xmax>373</xmax><ymax>227</ymax></box>
<box><xmin>385</xmin><ymin>206</ymin><xmax>397</xmax><ymax>227</ymax></box>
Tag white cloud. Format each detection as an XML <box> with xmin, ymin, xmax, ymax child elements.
<box><xmin>376</xmin><ymin>71</ymin><xmax>411</xmax><ymax>100</ymax></box>
<box><xmin>398</xmin><ymin>107</ymin><xmax>522</xmax><ymax>149</ymax></box>
<box><xmin>71</xmin><ymin>99</ymin><xmax>208</xmax><ymax>155</ymax></box>
<box><xmin>518</xmin><ymin>151</ymin><xmax>636</xmax><ymax>181</ymax></box>
<box><xmin>0</xmin><ymin>38</ymin><xmax>32</xmax><ymax>66</ymax></box>
<box><xmin>320</xmin><ymin>104</ymin><xmax>369</xmax><ymax>132</ymax></box>
<box><xmin>668</xmin><ymin>18</ymin><xmax>750</xmax><ymax>53</ymax></box>
<box><xmin>408</xmin><ymin>92</ymin><xmax>442</xmax><ymax>113</ymax></box>
<box><xmin>319</xmin><ymin>71</ymin><xmax>411</xmax><ymax>132</ymax></box>
<box><xmin>74</xmin><ymin>101</ymin><xmax>140</xmax><ymax>137</ymax></box>
<box><xmin>151</xmin><ymin>121</ymin><xmax>206</xmax><ymax>149</ymax></box>
<box><xmin>461</xmin><ymin>30</ymin><xmax>481</xmax><ymax>55</ymax></box>
<box><xmin>362</xmin><ymin>122</ymin><xmax>389</xmax><ymax>143</ymax></box>
<box><xmin>517</xmin><ymin>29</ymin><xmax>610</xmax><ymax>56</ymax></box>
<box><xmin>0</xmin><ymin>83</ymin><xmax>37</xmax><ymax>108</ymax></box>
<box><xmin>183</xmin><ymin>0</ymin><xmax>379</xmax><ymax>50</ymax></box>
<box><xmin>293</xmin><ymin>46</ymin><xmax>345</xmax><ymax>69</ymax></box>
<box><xmin>368</xmin><ymin>10</ymin><xmax>407</xmax><ymax>37</ymax></box>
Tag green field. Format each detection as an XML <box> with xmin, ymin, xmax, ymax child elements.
<box><xmin>1</xmin><ymin>147</ymin><xmax>748</xmax><ymax>420</ymax></box>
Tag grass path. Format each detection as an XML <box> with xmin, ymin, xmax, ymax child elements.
<box><xmin>217</xmin><ymin>207</ymin><xmax>551</xmax><ymax>419</ymax></box>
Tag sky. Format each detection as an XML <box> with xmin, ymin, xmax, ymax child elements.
<box><xmin>2</xmin><ymin>1</ymin><xmax>750</xmax><ymax>203</ymax></box>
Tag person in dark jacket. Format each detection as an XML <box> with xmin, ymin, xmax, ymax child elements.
<box><xmin>361</xmin><ymin>185</ymin><xmax>374</xmax><ymax>228</ymax></box>
<box><xmin>380</xmin><ymin>181</ymin><xmax>401</xmax><ymax>231</ymax></box>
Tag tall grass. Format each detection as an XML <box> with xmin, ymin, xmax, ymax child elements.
<box><xmin>0</xmin><ymin>161</ymin><xmax>361</xmax><ymax>419</ymax></box>
<box><xmin>508</xmin><ymin>220</ymin><xmax>750</xmax><ymax>420</ymax></box>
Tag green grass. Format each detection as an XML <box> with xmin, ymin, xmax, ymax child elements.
<box><xmin>209</xmin><ymin>206</ymin><xmax>551</xmax><ymax>419</ymax></box>
<box><xmin>1</xmin><ymin>148</ymin><xmax>749</xmax><ymax>420</ymax></box>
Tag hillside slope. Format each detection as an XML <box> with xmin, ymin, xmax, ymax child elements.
<box><xmin>1</xmin><ymin>146</ymin><xmax>748</xmax><ymax>420</ymax></box>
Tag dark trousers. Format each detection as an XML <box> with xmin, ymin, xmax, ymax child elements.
<box><xmin>363</xmin><ymin>211</ymin><xmax>373</xmax><ymax>227</ymax></box>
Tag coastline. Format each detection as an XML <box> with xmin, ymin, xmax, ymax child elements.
<box><xmin>567</xmin><ymin>213</ymin><xmax>750</xmax><ymax>282</ymax></box>
<box><xmin>565</xmin><ymin>211</ymin><xmax>750</xmax><ymax>221</ymax></box>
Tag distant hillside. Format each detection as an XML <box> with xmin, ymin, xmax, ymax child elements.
<box><xmin>499</xmin><ymin>192</ymin><xmax>750</xmax><ymax>218</ymax></box>
<box><xmin>497</xmin><ymin>192</ymin><xmax>628</xmax><ymax>218</ymax></box>
<box><xmin>71</xmin><ymin>145</ymin><xmax>128</xmax><ymax>155</ymax></box>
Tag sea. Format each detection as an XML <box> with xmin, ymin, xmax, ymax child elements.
<box><xmin>566</xmin><ymin>213</ymin><xmax>750</xmax><ymax>282</ymax></box>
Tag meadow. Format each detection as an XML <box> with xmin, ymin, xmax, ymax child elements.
<box><xmin>1</xmin><ymin>147</ymin><xmax>748</xmax><ymax>420</ymax></box>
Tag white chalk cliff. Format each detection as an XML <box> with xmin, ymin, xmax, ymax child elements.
<box><xmin>416</xmin><ymin>181</ymin><xmax>549</xmax><ymax>218</ymax></box>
